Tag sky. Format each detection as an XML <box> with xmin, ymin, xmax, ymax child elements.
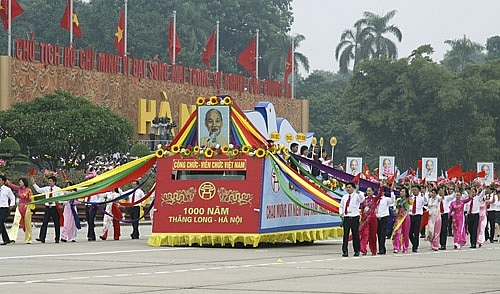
<box><xmin>291</xmin><ymin>0</ymin><xmax>500</xmax><ymax>76</ymax></box>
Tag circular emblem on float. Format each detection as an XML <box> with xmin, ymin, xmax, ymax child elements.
<box><xmin>198</xmin><ymin>182</ymin><xmax>216</xmax><ymax>200</ymax></box>
<box><xmin>285</xmin><ymin>133</ymin><xmax>294</xmax><ymax>143</ymax></box>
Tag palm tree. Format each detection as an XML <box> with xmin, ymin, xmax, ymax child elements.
<box><xmin>335</xmin><ymin>23</ymin><xmax>373</xmax><ymax>73</ymax></box>
<box><xmin>442</xmin><ymin>35</ymin><xmax>485</xmax><ymax>72</ymax></box>
<box><xmin>355</xmin><ymin>10</ymin><xmax>402</xmax><ymax>59</ymax></box>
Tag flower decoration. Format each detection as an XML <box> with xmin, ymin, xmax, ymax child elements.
<box><xmin>183</xmin><ymin>148</ymin><xmax>191</xmax><ymax>156</ymax></box>
<box><xmin>255</xmin><ymin>148</ymin><xmax>266</xmax><ymax>158</ymax></box>
<box><xmin>170</xmin><ymin>144</ymin><xmax>181</xmax><ymax>153</ymax></box>
<box><xmin>223</xmin><ymin>96</ymin><xmax>232</xmax><ymax>105</ymax></box>
<box><xmin>382</xmin><ymin>167</ymin><xmax>394</xmax><ymax>177</ymax></box>
<box><xmin>232</xmin><ymin>149</ymin><xmax>239</xmax><ymax>156</ymax></box>
<box><xmin>282</xmin><ymin>148</ymin><xmax>290</xmax><ymax>159</ymax></box>
<box><xmin>204</xmin><ymin>147</ymin><xmax>214</xmax><ymax>158</ymax></box>
<box><xmin>86</xmin><ymin>171</ymin><xmax>97</xmax><ymax>179</ymax></box>
<box><xmin>43</xmin><ymin>169</ymin><xmax>58</xmax><ymax>177</ymax></box>
<box><xmin>0</xmin><ymin>159</ymin><xmax>6</xmax><ymax>166</ymax></box>
<box><xmin>221</xmin><ymin>145</ymin><xmax>230</xmax><ymax>154</ymax></box>
<box><xmin>210</xmin><ymin>96</ymin><xmax>219</xmax><ymax>105</ymax></box>
<box><xmin>155</xmin><ymin>148</ymin><xmax>165</xmax><ymax>158</ymax></box>
<box><xmin>241</xmin><ymin>145</ymin><xmax>251</xmax><ymax>154</ymax></box>
<box><xmin>196</xmin><ymin>97</ymin><xmax>206</xmax><ymax>106</ymax></box>
<box><xmin>193</xmin><ymin>146</ymin><xmax>200</xmax><ymax>154</ymax></box>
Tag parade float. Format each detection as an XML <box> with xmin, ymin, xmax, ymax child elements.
<box><xmin>33</xmin><ymin>95</ymin><xmax>388</xmax><ymax>247</ymax></box>
<box><xmin>148</xmin><ymin>95</ymin><xmax>344</xmax><ymax>247</ymax></box>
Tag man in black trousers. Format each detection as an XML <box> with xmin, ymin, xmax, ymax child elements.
<box><xmin>32</xmin><ymin>176</ymin><xmax>63</xmax><ymax>243</ymax></box>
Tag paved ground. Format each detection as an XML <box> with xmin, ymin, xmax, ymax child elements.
<box><xmin>1</xmin><ymin>223</ymin><xmax>500</xmax><ymax>294</ymax></box>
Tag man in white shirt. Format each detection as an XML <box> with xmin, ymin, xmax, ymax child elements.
<box><xmin>339</xmin><ymin>182</ymin><xmax>365</xmax><ymax>257</ymax></box>
<box><xmin>126</xmin><ymin>180</ymin><xmax>145</xmax><ymax>239</ymax></box>
<box><xmin>438</xmin><ymin>187</ymin><xmax>456</xmax><ymax>250</ymax></box>
<box><xmin>0</xmin><ymin>175</ymin><xmax>15</xmax><ymax>245</ymax></box>
<box><xmin>32</xmin><ymin>176</ymin><xmax>63</xmax><ymax>243</ymax></box>
<box><xmin>375</xmin><ymin>184</ymin><xmax>395</xmax><ymax>255</ymax></box>
<box><xmin>466</xmin><ymin>189</ymin><xmax>482</xmax><ymax>248</ymax></box>
<box><xmin>408</xmin><ymin>185</ymin><xmax>427</xmax><ymax>253</ymax></box>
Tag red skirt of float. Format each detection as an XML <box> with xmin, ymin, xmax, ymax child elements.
<box><xmin>148</xmin><ymin>154</ymin><xmax>342</xmax><ymax>247</ymax></box>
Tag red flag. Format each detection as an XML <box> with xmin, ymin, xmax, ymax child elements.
<box><xmin>60</xmin><ymin>0</ymin><xmax>82</xmax><ymax>38</ymax></box>
<box><xmin>0</xmin><ymin>0</ymin><xmax>24</xmax><ymax>30</ymax></box>
<box><xmin>462</xmin><ymin>171</ymin><xmax>476</xmax><ymax>183</ymax></box>
<box><xmin>387</xmin><ymin>172</ymin><xmax>397</xmax><ymax>185</ymax></box>
<box><xmin>168</xmin><ymin>19</ymin><xmax>182</xmax><ymax>63</ymax></box>
<box><xmin>363</xmin><ymin>165</ymin><xmax>370</xmax><ymax>178</ymax></box>
<box><xmin>284</xmin><ymin>46</ymin><xmax>293</xmax><ymax>83</ymax></box>
<box><xmin>409</xmin><ymin>167</ymin><xmax>416</xmax><ymax>176</ymax></box>
<box><xmin>201</xmin><ymin>29</ymin><xmax>215</xmax><ymax>67</ymax></box>
<box><xmin>417</xmin><ymin>159</ymin><xmax>422</xmax><ymax>171</ymax></box>
<box><xmin>421</xmin><ymin>177</ymin><xmax>426</xmax><ymax>185</ymax></box>
<box><xmin>352</xmin><ymin>172</ymin><xmax>361</xmax><ymax>183</ymax></box>
<box><xmin>238</xmin><ymin>37</ymin><xmax>256</xmax><ymax>76</ymax></box>
<box><xmin>28</xmin><ymin>168</ymin><xmax>35</xmax><ymax>176</ymax></box>
<box><xmin>446</xmin><ymin>164</ymin><xmax>462</xmax><ymax>179</ymax></box>
<box><xmin>477</xmin><ymin>170</ymin><xmax>486</xmax><ymax>178</ymax></box>
<box><xmin>114</xmin><ymin>8</ymin><xmax>125</xmax><ymax>56</ymax></box>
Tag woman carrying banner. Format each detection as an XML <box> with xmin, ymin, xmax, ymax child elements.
<box><xmin>392</xmin><ymin>187</ymin><xmax>411</xmax><ymax>253</ymax></box>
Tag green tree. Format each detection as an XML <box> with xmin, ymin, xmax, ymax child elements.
<box><xmin>486</xmin><ymin>35</ymin><xmax>500</xmax><ymax>60</ymax></box>
<box><xmin>355</xmin><ymin>10</ymin><xmax>402</xmax><ymax>59</ymax></box>
<box><xmin>0</xmin><ymin>137</ymin><xmax>30</xmax><ymax>171</ymax></box>
<box><xmin>442</xmin><ymin>35</ymin><xmax>485</xmax><ymax>72</ymax></box>
<box><xmin>0</xmin><ymin>90</ymin><xmax>134</xmax><ymax>171</ymax></box>
<box><xmin>296</xmin><ymin>70</ymin><xmax>357</xmax><ymax>165</ymax></box>
<box><xmin>340</xmin><ymin>53</ymin><xmax>500</xmax><ymax>170</ymax></box>
<box><xmin>129</xmin><ymin>143</ymin><xmax>151</xmax><ymax>158</ymax></box>
<box><xmin>262</xmin><ymin>34</ymin><xmax>310</xmax><ymax>80</ymax></box>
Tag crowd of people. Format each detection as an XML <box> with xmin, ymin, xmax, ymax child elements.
<box><xmin>0</xmin><ymin>174</ymin><xmax>150</xmax><ymax>245</ymax></box>
<box><xmin>340</xmin><ymin>179</ymin><xmax>500</xmax><ymax>257</ymax></box>
<box><xmin>85</xmin><ymin>152</ymin><xmax>130</xmax><ymax>176</ymax></box>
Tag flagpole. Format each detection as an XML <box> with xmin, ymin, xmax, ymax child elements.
<box><xmin>70</xmin><ymin>0</ymin><xmax>73</xmax><ymax>47</ymax></box>
<box><xmin>172</xmin><ymin>10</ymin><xmax>176</xmax><ymax>65</ymax></box>
<box><xmin>124</xmin><ymin>0</ymin><xmax>128</xmax><ymax>56</ymax></box>
<box><xmin>216</xmin><ymin>20</ymin><xmax>219</xmax><ymax>72</ymax></box>
<box><xmin>291</xmin><ymin>36</ymin><xmax>295</xmax><ymax>99</ymax></box>
<box><xmin>7</xmin><ymin>0</ymin><xmax>12</xmax><ymax>56</ymax></box>
<box><xmin>255</xmin><ymin>29</ymin><xmax>259</xmax><ymax>79</ymax></box>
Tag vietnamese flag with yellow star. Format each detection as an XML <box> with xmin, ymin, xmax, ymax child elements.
<box><xmin>60</xmin><ymin>0</ymin><xmax>82</xmax><ymax>38</ymax></box>
<box><xmin>114</xmin><ymin>7</ymin><xmax>125</xmax><ymax>56</ymax></box>
<box><xmin>0</xmin><ymin>0</ymin><xmax>24</xmax><ymax>30</ymax></box>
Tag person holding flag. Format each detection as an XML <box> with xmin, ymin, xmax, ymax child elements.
<box><xmin>339</xmin><ymin>177</ymin><xmax>364</xmax><ymax>257</ymax></box>
<box><xmin>32</xmin><ymin>175</ymin><xmax>64</xmax><ymax>243</ymax></box>
<box><xmin>359</xmin><ymin>181</ymin><xmax>386</xmax><ymax>255</ymax></box>
<box><xmin>6</xmin><ymin>177</ymin><xmax>33</xmax><ymax>244</ymax></box>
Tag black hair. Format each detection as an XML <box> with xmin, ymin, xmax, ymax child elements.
<box><xmin>346</xmin><ymin>181</ymin><xmax>356</xmax><ymax>189</ymax></box>
<box><xmin>19</xmin><ymin>177</ymin><xmax>29</xmax><ymax>187</ymax></box>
